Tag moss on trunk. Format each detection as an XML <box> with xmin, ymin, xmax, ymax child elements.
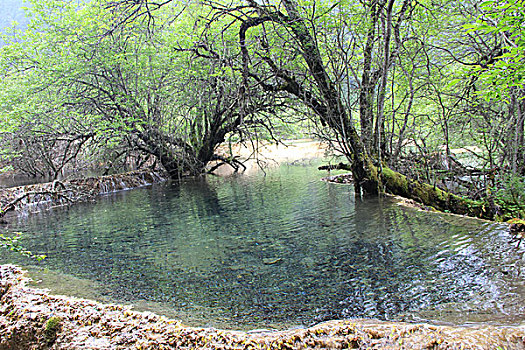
<box><xmin>380</xmin><ymin>167</ymin><xmax>493</xmax><ymax>220</ymax></box>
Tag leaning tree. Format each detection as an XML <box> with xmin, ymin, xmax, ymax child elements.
<box><xmin>99</xmin><ymin>0</ymin><xmax>507</xmax><ymax>219</ymax></box>
<box><xmin>194</xmin><ymin>0</ymin><xmax>498</xmax><ymax>218</ymax></box>
<box><xmin>0</xmin><ymin>0</ymin><xmax>286</xmax><ymax>178</ymax></box>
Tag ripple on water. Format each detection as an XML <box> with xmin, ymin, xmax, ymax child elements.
<box><xmin>1</xmin><ymin>164</ymin><xmax>524</xmax><ymax>330</ymax></box>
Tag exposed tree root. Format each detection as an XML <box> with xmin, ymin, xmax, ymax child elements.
<box><xmin>207</xmin><ymin>154</ymin><xmax>247</xmax><ymax>174</ymax></box>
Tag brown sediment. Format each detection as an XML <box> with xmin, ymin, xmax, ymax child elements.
<box><xmin>0</xmin><ymin>265</ymin><xmax>524</xmax><ymax>349</ymax></box>
<box><xmin>0</xmin><ymin>170</ymin><xmax>165</xmax><ymax>218</ymax></box>
<box><xmin>321</xmin><ymin>173</ymin><xmax>353</xmax><ymax>185</ymax></box>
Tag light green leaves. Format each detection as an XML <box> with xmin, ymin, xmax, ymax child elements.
<box><xmin>463</xmin><ymin>0</ymin><xmax>525</xmax><ymax>100</ymax></box>
<box><xmin>0</xmin><ymin>232</ymin><xmax>46</xmax><ymax>261</ymax></box>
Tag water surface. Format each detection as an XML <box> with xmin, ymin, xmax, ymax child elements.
<box><xmin>1</xmin><ymin>163</ymin><xmax>524</xmax><ymax>330</ymax></box>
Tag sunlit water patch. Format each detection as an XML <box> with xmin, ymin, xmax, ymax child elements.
<box><xmin>1</xmin><ymin>163</ymin><xmax>524</xmax><ymax>330</ymax></box>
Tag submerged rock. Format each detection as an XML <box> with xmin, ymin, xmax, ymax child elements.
<box><xmin>0</xmin><ymin>265</ymin><xmax>524</xmax><ymax>349</ymax></box>
<box><xmin>321</xmin><ymin>173</ymin><xmax>354</xmax><ymax>184</ymax></box>
<box><xmin>262</xmin><ymin>258</ymin><xmax>283</xmax><ymax>265</ymax></box>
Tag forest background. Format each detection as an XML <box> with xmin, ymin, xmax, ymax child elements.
<box><xmin>0</xmin><ymin>0</ymin><xmax>524</xmax><ymax>221</ymax></box>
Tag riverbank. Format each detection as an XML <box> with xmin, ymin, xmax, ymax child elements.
<box><xmin>0</xmin><ymin>140</ymin><xmax>329</xmax><ymax>215</ymax></box>
<box><xmin>0</xmin><ymin>169</ymin><xmax>165</xmax><ymax>219</ymax></box>
<box><xmin>1</xmin><ymin>265</ymin><xmax>523</xmax><ymax>349</ymax></box>
<box><xmin>211</xmin><ymin>139</ymin><xmax>333</xmax><ymax>175</ymax></box>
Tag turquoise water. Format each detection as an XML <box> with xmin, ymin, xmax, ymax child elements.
<box><xmin>1</xmin><ymin>163</ymin><xmax>524</xmax><ymax>330</ymax></box>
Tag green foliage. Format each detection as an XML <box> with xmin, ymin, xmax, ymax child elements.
<box><xmin>0</xmin><ymin>232</ymin><xmax>46</xmax><ymax>261</ymax></box>
<box><xmin>43</xmin><ymin>316</ymin><xmax>62</xmax><ymax>344</ymax></box>
<box><xmin>464</xmin><ymin>0</ymin><xmax>525</xmax><ymax>101</ymax></box>
<box><xmin>0</xmin><ymin>0</ymin><xmax>250</xmax><ymax>176</ymax></box>
<box><xmin>494</xmin><ymin>174</ymin><xmax>525</xmax><ymax>219</ymax></box>
<box><xmin>508</xmin><ymin>218</ymin><xmax>525</xmax><ymax>225</ymax></box>
<box><xmin>0</xmin><ymin>0</ymin><xmax>27</xmax><ymax>45</ymax></box>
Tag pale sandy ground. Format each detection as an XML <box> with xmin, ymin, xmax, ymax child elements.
<box><xmin>211</xmin><ymin>139</ymin><xmax>337</xmax><ymax>175</ymax></box>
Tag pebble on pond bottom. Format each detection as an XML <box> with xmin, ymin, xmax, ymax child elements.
<box><xmin>1</xmin><ymin>265</ymin><xmax>524</xmax><ymax>349</ymax></box>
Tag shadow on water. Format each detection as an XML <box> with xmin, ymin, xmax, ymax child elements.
<box><xmin>1</xmin><ymin>164</ymin><xmax>524</xmax><ymax>330</ymax></box>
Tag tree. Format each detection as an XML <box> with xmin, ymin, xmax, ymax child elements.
<box><xmin>2</xmin><ymin>0</ymin><xmax>522</xmax><ymax>219</ymax></box>
<box><xmin>0</xmin><ymin>0</ymin><xmax>280</xmax><ymax>179</ymax></box>
<box><xmin>94</xmin><ymin>0</ymin><xmax>503</xmax><ymax>218</ymax></box>
<box><xmin>464</xmin><ymin>0</ymin><xmax>525</xmax><ymax>174</ymax></box>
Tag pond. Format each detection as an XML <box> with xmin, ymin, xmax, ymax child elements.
<box><xmin>1</xmin><ymin>162</ymin><xmax>524</xmax><ymax>330</ymax></box>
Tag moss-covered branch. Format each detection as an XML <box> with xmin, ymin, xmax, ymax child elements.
<box><xmin>381</xmin><ymin>167</ymin><xmax>494</xmax><ymax>220</ymax></box>
<box><xmin>321</xmin><ymin>163</ymin><xmax>496</xmax><ymax>220</ymax></box>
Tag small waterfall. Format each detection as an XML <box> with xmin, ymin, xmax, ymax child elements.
<box><xmin>1</xmin><ymin>169</ymin><xmax>167</xmax><ymax>216</ymax></box>
<box><xmin>99</xmin><ymin>181</ymin><xmax>109</xmax><ymax>195</ymax></box>
<box><xmin>119</xmin><ymin>180</ymin><xmax>129</xmax><ymax>191</ymax></box>
<box><xmin>139</xmin><ymin>174</ymin><xmax>148</xmax><ymax>186</ymax></box>
<box><xmin>95</xmin><ymin>170</ymin><xmax>166</xmax><ymax>195</ymax></box>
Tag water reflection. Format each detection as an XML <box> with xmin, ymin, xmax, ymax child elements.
<box><xmin>1</xmin><ymin>164</ymin><xmax>524</xmax><ymax>330</ymax></box>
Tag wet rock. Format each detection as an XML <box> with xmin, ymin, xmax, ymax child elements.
<box><xmin>509</xmin><ymin>219</ymin><xmax>525</xmax><ymax>246</ymax></box>
<box><xmin>262</xmin><ymin>258</ymin><xmax>282</xmax><ymax>265</ymax></box>
<box><xmin>1</xmin><ymin>265</ymin><xmax>524</xmax><ymax>349</ymax></box>
<box><xmin>0</xmin><ymin>170</ymin><xmax>166</xmax><ymax>218</ymax></box>
<box><xmin>321</xmin><ymin>173</ymin><xmax>354</xmax><ymax>184</ymax></box>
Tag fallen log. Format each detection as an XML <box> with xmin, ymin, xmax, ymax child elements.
<box><xmin>318</xmin><ymin>163</ymin><xmax>351</xmax><ymax>171</ymax></box>
<box><xmin>319</xmin><ymin>162</ymin><xmax>497</xmax><ymax>220</ymax></box>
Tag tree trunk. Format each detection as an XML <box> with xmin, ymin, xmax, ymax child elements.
<box><xmin>374</xmin><ymin>0</ymin><xmax>395</xmax><ymax>159</ymax></box>
<box><xmin>277</xmin><ymin>0</ymin><xmax>381</xmax><ymax>194</ymax></box>
<box><xmin>380</xmin><ymin>167</ymin><xmax>493</xmax><ymax>219</ymax></box>
<box><xmin>360</xmin><ymin>0</ymin><xmax>380</xmax><ymax>153</ymax></box>
<box><xmin>240</xmin><ymin>0</ymin><xmax>498</xmax><ymax>217</ymax></box>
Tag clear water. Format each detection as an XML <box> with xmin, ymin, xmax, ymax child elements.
<box><xmin>1</xmin><ymin>163</ymin><xmax>524</xmax><ymax>330</ymax></box>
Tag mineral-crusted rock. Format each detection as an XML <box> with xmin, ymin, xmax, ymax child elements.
<box><xmin>1</xmin><ymin>265</ymin><xmax>524</xmax><ymax>349</ymax></box>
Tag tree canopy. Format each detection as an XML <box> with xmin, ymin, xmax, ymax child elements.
<box><xmin>0</xmin><ymin>0</ymin><xmax>524</xmax><ymax>219</ymax></box>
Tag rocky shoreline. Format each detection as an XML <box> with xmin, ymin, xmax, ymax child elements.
<box><xmin>0</xmin><ymin>170</ymin><xmax>165</xmax><ymax>219</ymax></box>
<box><xmin>0</xmin><ymin>265</ymin><xmax>523</xmax><ymax>349</ymax></box>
